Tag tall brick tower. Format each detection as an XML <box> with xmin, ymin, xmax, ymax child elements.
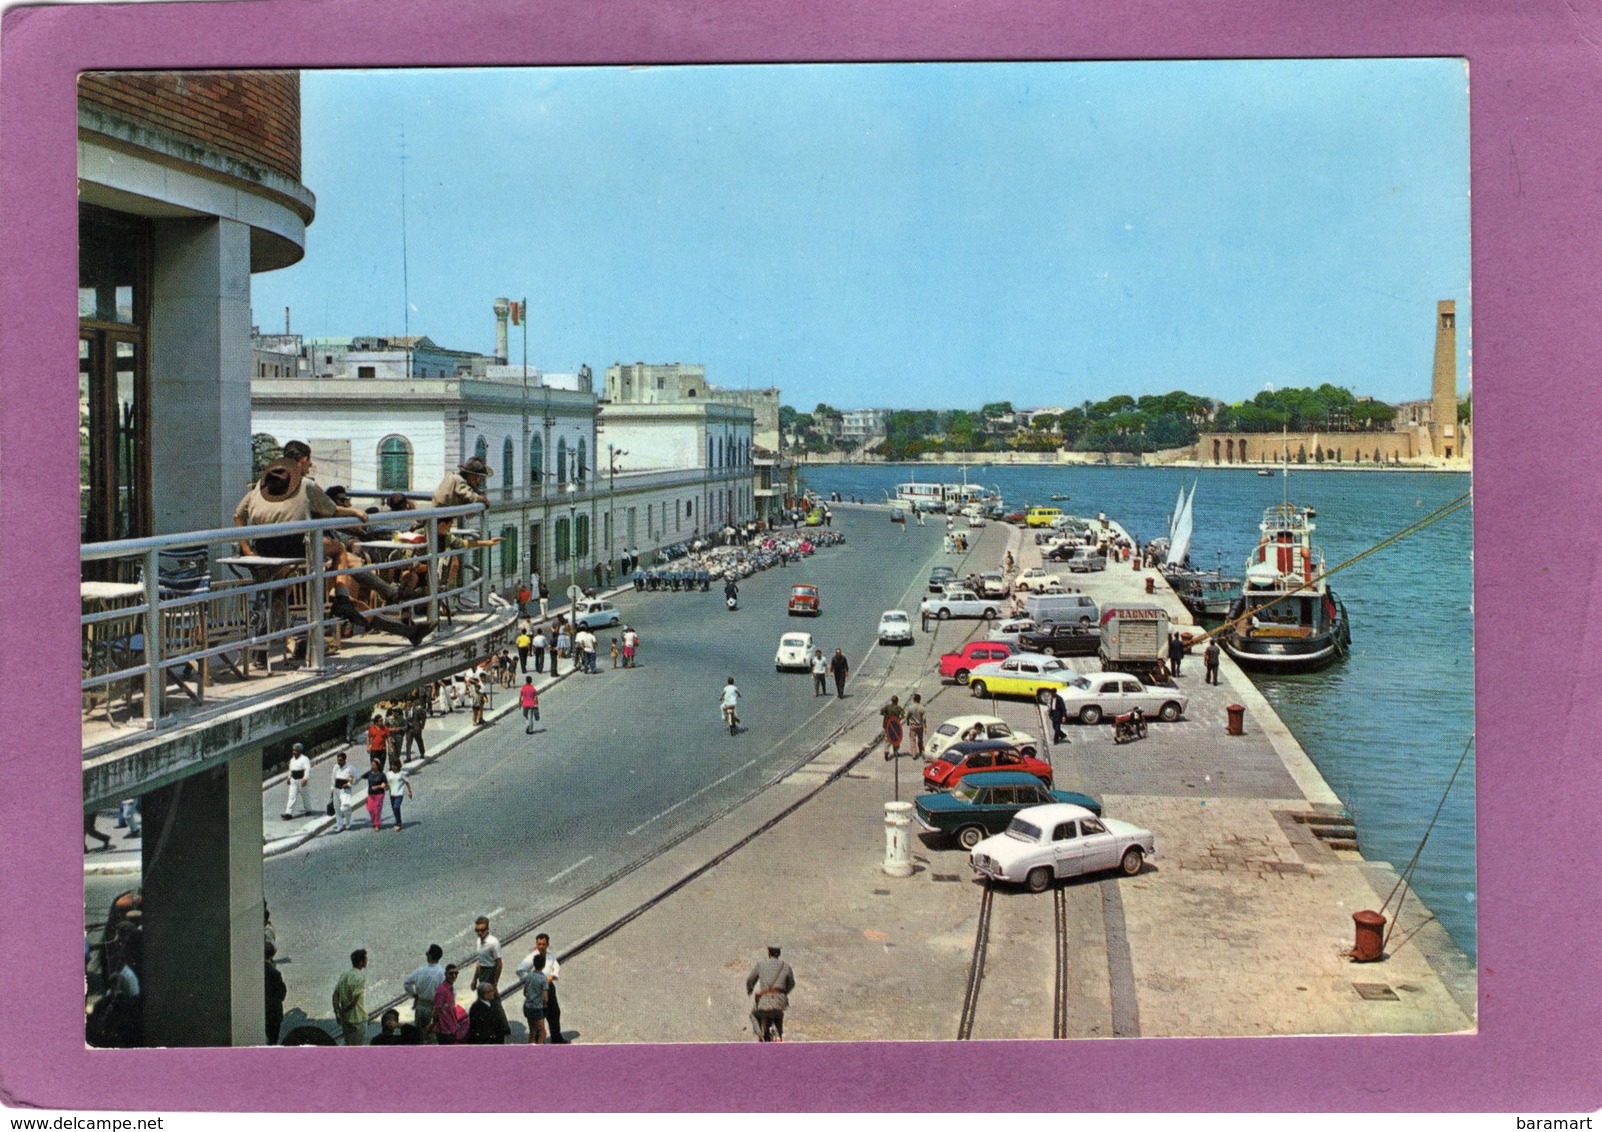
<box><xmin>1430</xmin><ymin>300</ymin><xmax>1458</xmax><ymax>458</ymax></box>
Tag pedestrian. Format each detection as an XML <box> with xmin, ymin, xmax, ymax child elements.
<box><xmin>745</xmin><ymin>945</ymin><xmax>795</xmax><ymax>1043</ymax></box>
<box><xmin>527</xmin><ymin>932</ymin><xmax>566</xmax><ymax>1043</ymax></box>
<box><xmin>532</xmin><ymin>626</ymin><xmax>549</xmax><ymax>674</ymax></box>
<box><xmin>516</xmin><ymin>626</ymin><xmax>532</xmax><ymax>674</ymax></box>
<box><xmin>404</xmin><ymin>699</ymin><xmax>428</xmax><ymax>761</ymax></box>
<box><xmin>360</xmin><ymin>756</ymin><xmax>387</xmax><ymax>830</ymax></box>
<box><xmin>469</xmin><ymin>916</ymin><xmax>502</xmax><ymax>994</ymax></box>
<box><xmin>467</xmin><ymin>983</ymin><xmax>510</xmax><ymax>1044</ymax></box>
<box><xmin>430</xmin><ymin>964</ymin><xmax>469</xmax><ymax>1044</ymax></box>
<box><xmin>810</xmin><ymin>648</ymin><xmax>828</xmax><ymax>696</ymax></box>
<box><xmin>830</xmin><ymin>648</ymin><xmax>850</xmax><ymax>698</ymax></box>
<box><xmin>622</xmin><ymin>626</ymin><xmax>638</xmax><ymax>668</ymax></box>
<box><xmin>515</xmin><ymin>951</ymin><xmax>550</xmax><ymax>1044</ymax></box>
<box><xmin>366</xmin><ymin>712</ymin><xmax>390</xmax><ymax>763</ymax></box>
<box><xmin>444</xmin><ymin>677</ymin><xmax>460</xmax><ymax>713</ymax></box>
<box><xmin>282</xmin><ymin>742</ymin><xmax>312</xmax><ymax>820</ymax></box>
<box><xmin>332</xmin><ymin>949</ymin><xmax>368</xmax><ymax>1046</ymax></box>
<box><xmin>1049</xmin><ymin>688</ymin><xmax>1070</xmax><ymax>744</ymax></box>
<box><xmin>517</xmin><ymin>580</ymin><xmax>532</xmax><ymax>619</ymax></box>
<box><xmin>580</xmin><ymin>628</ymin><xmax>599</xmax><ymax>674</ymax></box>
<box><xmin>538</xmin><ymin>579</ymin><xmax>550</xmax><ymax>618</ymax></box>
<box><xmin>1204</xmin><ymin>639</ymin><xmax>1221</xmax><ymax>685</ymax></box>
<box><xmin>385</xmin><ymin>754</ymin><xmax>413</xmax><ymax>831</ymax></box>
<box><xmin>943</xmin><ymin>534</ymin><xmax>952</xmax><ymax>555</ymax></box>
<box><xmin>520</xmin><ymin>677</ymin><xmax>541</xmax><ymax>733</ymax></box>
<box><xmin>368</xmin><ymin>1009</ymin><xmax>408</xmax><ymax>1045</ymax></box>
<box><xmin>470</xmin><ymin>675</ymin><xmax>488</xmax><ymax>726</ymax></box>
<box><xmin>265</xmin><ymin>941</ymin><xmax>286</xmax><ymax>1045</ymax></box>
<box><xmin>556</xmin><ymin>623</ymin><xmax>572</xmax><ymax>663</ymax></box>
<box><xmin>906</xmin><ymin>693</ymin><xmax>927</xmax><ymax>757</ymax></box>
<box><xmin>1168</xmin><ymin>631</ymin><xmax>1185</xmax><ymax>676</ymax></box>
<box><xmin>403</xmin><ymin>944</ymin><xmax>447</xmax><ymax>1038</ymax></box>
<box><xmin>329</xmin><ymin>751</ymin><xmax>355</xmax><ymax>832</ymax></box>
<box><xmin>610</xmin><ymin>637</ymin><xmax>621</xmax><ymax>669</ymax></box>
<box><xmin>84</xmin><ymin>810</ymin><xmax>112</xmax><ymax>852</ymax></box>
<box><xmin>118</xmin><ymin>798</ymin><xmax>141</xmax><ymax>837</ymax></box>
<box><xmin>880</xmin><ymin>694</ymin><xmax>905</xmax><ymax>759</ymax></box>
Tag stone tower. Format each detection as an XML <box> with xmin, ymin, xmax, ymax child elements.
<box><xmin>1430</xmin><ymin>300</ymin><xmax>1458</xmax><ymax>458</ymax></box>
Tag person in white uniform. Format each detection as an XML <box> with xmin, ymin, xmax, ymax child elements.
<box><xmin>329</xmin><ymin>750</ymin><xmax>356</xmax><ymax>832</ymax></box>
<box><xmin>282</xmin><ymin>743</ymin><xmax>313</xmax><ymax>819</ymax></box>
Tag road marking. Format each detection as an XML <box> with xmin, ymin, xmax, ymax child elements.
<box><xmin>627</xmin><ymin>751</ymin><xmax>774</xmax><ymax>835</ymax></box>
<box><xmin>547</xmin><ymin>856</ymin><xmax>592</xmax><ymax>883</ymax></box>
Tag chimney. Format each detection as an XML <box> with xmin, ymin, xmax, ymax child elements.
<box><xmin>284</xmin><ymin>306</ymin><xmax>291</xmax><ymax>335</ymax></box>
<box><xmin>493</xmin><ymin>297</ymin><xmax>511</xmax><ymax>365</ymax></box>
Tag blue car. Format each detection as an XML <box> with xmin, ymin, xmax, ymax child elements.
<box><xmin>914</xmin><ymin>770</ymin><xmax>1102</xmax><ymax>850</ymax></box>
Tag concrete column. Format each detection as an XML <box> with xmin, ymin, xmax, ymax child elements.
<box><xmin>147</xmin><ymin>217</ymin><xmax>253</xmax><ymax>535</ymax></box>
<box><xmin>140</xmin><ymin>750</ymin><xmax>266</xmax><ymax>1047</ymax></box>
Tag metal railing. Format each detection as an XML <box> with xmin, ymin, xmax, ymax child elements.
<box><xmin>81</xmin><ymin>502</ymin><xmax>490</xmax><ymax>730</ymax></box>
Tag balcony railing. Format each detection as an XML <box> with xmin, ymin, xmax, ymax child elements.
<box><xmin>81</xmin><ymin>503</ymin><xmax>490</xmax><ymax>732</ymax></box>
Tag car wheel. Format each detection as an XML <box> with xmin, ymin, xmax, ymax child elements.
<box><xmin>1079</xmin><ymin>705</ymin><xmax>1103</xmax><ymax>725</ymax></box>
<box><xmin>968</xmin><ymin>680</ymin><xmax>987</xmax><ymax>696</ymax></box>
<box><xmin>1026</xmin><ymin>866</ymin><xmax>1053</xmax><ymax>894</ymax></box>
<box><xmin>776</xmin><ymin>665</ymin><xmax>783</xmax><ymax>673</ymax></box>
<box><xmin>1159</xmin><ymin>701</ymin><xmax>1182</xmax><ymax>722</ymax></box>
<box><xmin>1080</xmin><ymin>615</ymin><xmax>1092</xmax><ymax>624</ymax></box>
<box><xmin>1018</xmin><ymin>744</ymin><xmax>1037</xmax><ymax>757</ymax></box>
<box><xmin>1119</xmin><ymin>847</ymin><xmax>1145</xmax><ymax>876</ymax></box>
<box><xmin>983</xmin><ymin>607</ymin><xmax>996</xmax><ymax>620</ymax></box>
<box><xmin>937</xmin><ymin>608</ymin><xmax>951</xmax><ymax>620</ymax></box>
<box><xmin>957</xmin><ymin>825</ymin><xmax>986</xmax><ymax>850</ymax></box>
<box><xmin>954</xmin><ymin>669</ymin><xmax>970</xmax><ymax>685</ymax></box>
<box><xmin>1036</xmin><ymin>687</ymin><xmax>1056</xmax><ymax>706</ymax></box>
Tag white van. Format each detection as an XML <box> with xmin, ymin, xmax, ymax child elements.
<box><xmin>1024</xmin><ymin>593</ymin><xmax>1100</xmax><ymax>625</ymax></box>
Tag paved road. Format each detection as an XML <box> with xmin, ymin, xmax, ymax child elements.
<box><xmin>89</xmin><ymin>507</ymin><xmax>1001</xmax><ymax>1021</ymax></box>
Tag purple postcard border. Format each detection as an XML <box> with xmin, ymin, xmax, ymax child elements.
<box><xmin>3</xmin><ymin>0</ymin><xmax>1600</xmax><ymax>1113</ymax></box>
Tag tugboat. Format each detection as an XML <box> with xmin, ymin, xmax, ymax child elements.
<box><xmin>1222</xmin><ymin>503</ymin><xmax>1351</xmax><ymax>672</ymax></box>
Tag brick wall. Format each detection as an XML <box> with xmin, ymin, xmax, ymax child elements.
<box><xmin>79</xmin><ymin>71</ymin><xmax>301</xmax><ymax>182</ymax></box>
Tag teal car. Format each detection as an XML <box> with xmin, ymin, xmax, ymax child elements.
<box><xmin>914</xmin><ymin>770</ymin><xmax>1102</xmax><ymax>850</ymax></box>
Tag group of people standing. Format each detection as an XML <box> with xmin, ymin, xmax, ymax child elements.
<box><xmin>514</xmin><ymin>617</ymin><xmax>641</xmax><ymax>677</ymax></box>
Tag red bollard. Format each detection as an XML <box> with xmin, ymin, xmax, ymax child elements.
<box><xmin>1225</xmin><ymin>703</ymin><xmax>1245</xmax><ymax>736</ymax></box>
<box><xmin>1350</xmin><ymin>910</ymin><xmax>1386</xmax><ymax>962</ymax></box>
<box><xmin>1145</xmin><ymin>576</ymin><xmax>1155</xmax><ymax>594</ymax></box>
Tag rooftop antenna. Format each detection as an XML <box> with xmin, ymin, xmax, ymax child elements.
<box><xmin>399</xmin><ymin>125</ymin><xmax>411</xmax><ymax>338</ymax></box>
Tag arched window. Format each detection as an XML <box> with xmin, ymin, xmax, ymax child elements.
<box><xmin>707</xmin><ymin>437</ymin><xmax>713</xmax><ymax>468</ymax></box>
<box><xmin>577</xmin><ymin>439</ymin><xmax>587</xmax><ymax>485</ymax></box>
<box><xmin>502</xmin><ymin>437</ymin><xmax>515</xmax><ymax>500</ymax></box>
<box><xmin>555</xmin><ymin>517</ymin><xmax>571</xmax><ymax>562</ymax></box>
<box><xmin>499</xmin><ymin>525</ymin><xmax>519</xmax><ymax>576</ymax></box>
<box><xmin>556</xmin><ymin>438</ymin><xmax>568</xmax><ymax>486</ymax></box>
<box><xmin>717</xmin><ymin>436</ymin><xmax>724</xmax><ymax>468</ymax></box>
<box><xmin>378</xmin><ymin>435</ymin><xmax>412</xmax><ymax>491</ymax></box>
<box><xmin>575</xmin><ymin>514</ymin><xmax>590</xmax><ymax>557</ymax></box>
<box><xmin>474</xmin><ymin>435</ymin><xmax>489</xmax><ymax>466</ymax></box>
<box><xmin>529</xmin><ymin>435</ymin><xmax>543</xmax><ymax>495</ymax></box>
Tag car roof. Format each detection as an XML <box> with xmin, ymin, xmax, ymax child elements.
<box><xmin>791</xmin><ymin>584</ymin><xmax>817</xmax><ymax>591</ymax></box>
<box><xmin>943</xmin><ymin>739</ymin><xmax>1022</xmax><ymax>757</ymax></box>
<box><xmin>1015</xmin><ymin>802</ymin><xmax>1098</xmax><ymax>823</ymax></box>
<box><xmin>881</xmin><ymin>610</ymin><xmax>908</xmax><ymax>618</ymax></box>
<box><xmin>958</xmin><ymin>771</ymin><xmax>1050</xmax><ymax>787</ymax></box>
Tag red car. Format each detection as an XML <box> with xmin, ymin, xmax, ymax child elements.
<box><xmin>923</xmin><ymin>740</ymin><xmax>1054</xmax><ymax>791</ymax></box>
<box><xmin>787</xmin><ymin>583</ymin><xmax>820</xmax><ymax>616</ymax></box>
<box><xmin>938</xmin><ymin>640</ymin><xmax>1016</xmax><ymax>684</ymax></box>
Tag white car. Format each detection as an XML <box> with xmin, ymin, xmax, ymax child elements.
<box><xmin>986</xmin><ymin>617</ymin><xmax>1038</xmax><ymax>647</ymax></box>
<box><xmin>925</xmin><ymin>714</ymin><xmax>1040</xmax><ymax>760</ymax></box>
<box><xmin>970</xmin><ymin>803</ymin><xmax>1156</xmax><ymax>892</ymax></box>
<box><xmin>1013</xmin><ymin>567</ymin><xmax>1064</xmax><ymax>594</ymax></box>
<box><xmin>1053</xmin><ymin>672</ymin><xmax>1189</xmax><ymax>724</ymax></box>
<box><xmin>775</xmin><ymin>631</ymin><xmax>815</xmax><ymax>671</ymax></box>
<box><xmin>966</xmin><ymin>653</ymin><xmax>1078</xmax><ymax>703</ymax></box>
<box><xmin>919</xmin><ymin>589</ymin><xmax>1000</xmax><ymax>621</ymax></box>
<box><xmin>572</xmin><ymin>599</ymin><xmax>621</xmax><ymax>630</ymax></box>
<box><xmin>877</xmin><ymin>610</ymin><xmax>914</xmax><ymax>645</ymax></box>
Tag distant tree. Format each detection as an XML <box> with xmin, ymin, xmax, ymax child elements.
<box><xmin>980</xmin><ymin>401</ymin><xmax>1014</xmax><ymax>419</ymax></box>
<box><xmin>1458</xmin><ymin>397</ymin><xmax>1471</xmax><ymax>424</ymax></box>
<box><xmin>1030</xmin><ymin>413</ymin><xmax>1059</xmax><ymax>433</ymax></box>
<box><xmin>779</xmin><ymin>405</ymin><xmax>802</xmax><ymax>431</ymax></box>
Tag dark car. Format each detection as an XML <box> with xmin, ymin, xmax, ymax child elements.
<box><xmin>928</xmin><ymin>565</ymin><xmax>958</xmax><ymax>593</ymax></box>
<box><xmin>1045</xmin><ymin>542</ymin><xmax>1095</xmax><ymax>562</ymax></box>
<box><xmin>915</xmin><ymin>771</ymin><xmax>1102</xmax><ymax>849</ymax></box>
<box><xmin>1019</xmin><ymin>622</ymin><xmax>1101</xmax><ymax>657</ymax></box>
<box><xmin>923</xmin><ymin>740</ymin><xmax>1054</xmax><ymax>792</ymax></box>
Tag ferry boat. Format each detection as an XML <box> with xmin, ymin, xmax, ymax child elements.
<box><xmin>894</xmin><ymin>472</ymin><xmax>1000</xmax><ymax>514</ymax></box>
<box><xmin>1221</xmin><ymin>503</ymin><xmax>1351</xmax><ymax>672</ymax></box>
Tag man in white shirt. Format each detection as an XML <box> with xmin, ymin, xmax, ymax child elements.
<box><xmin>809</xmin><ymin>649</ymin><xmax>828</xmax><ymax>697</ymax></box>
<box><xmin>329</xmin><ymin>750</ymin><xmax>356</xmax><ymax>832</ymax></box>
<box><xmin>470</xmin><ymin>916</ymin><xmax>502</xmax><ymax>994</ymax></box>
<box><xmin>404</xmin><ymin>943</ymin><xmax>447</xmax><ymax>1037</ymax></box>
<box><xmin>515</xmin><ymin>932</ymin><xmax>567</xmax><ymax>1044</ymax></box>
<box><xmin>282</xmin><ymin>743</ymin><xmax>313</xmax><ymax>820</ymax></box>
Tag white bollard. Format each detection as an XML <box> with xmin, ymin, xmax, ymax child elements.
<box><xmin>883</xmin><ymin>801</ymin><xmax>914</xmax><ymax>877</ymax></box>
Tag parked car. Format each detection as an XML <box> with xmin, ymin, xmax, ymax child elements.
<box><xmin>967</xmin><ymin>653</ymin><xmax>1077</xmax><ymax>703</ymax></box>
<box><xmin>1052</xmin><ymin>671</ymin><xmax>1188</xmax><ymax>724</ymax></box>
<box><xmin>924</xmin><ymin>714</ymin><xmax>1040</xmax><ymax>760</ymax></box>
<box><xmin>919</xmin><ymin>589</ymin><xmax>999</xmax><ymax>621</ymax></box>
<box><xmin>938</xmin><ymin>640</ymin><xmax>1016</xmax><ymax>684</ymax></box>
<box><xmin>976</xmin><ymin>572</ymin><xmax>1009</xmax><ymax>599</ymax></box>
<box><xmin>1012</xmin><ymin>567</ymin><xmax>1063</xmax><ymax>594</ymax></box>
<box><xmin>986</xmin><ymin>617</ymin><xmax>1037</xmax><ymax>648</ymax></box>
<box><xmin>1019</xmin><ymin>622</ymin><xmax>1101</xmax><ymax>658</ymax></box>
<box><xmin>923</xmin><ymin>740</ymin><xmax>1055</xmax><ymax>791</ymax></box>
<box><xmin>774</xmin><ymin>631</ymin><xmax>815</xmax><ymax>671</ymax></box>
<box><xmin>928</xmin><ymin>565</ymin><xmax>958</xmax><ymax>593</ymax></box>
<box><xmin>1066</xmin><ymin>546</ymin><xmax>1109</xmax><ymax>573</ymax></box>
<box><xmin>970</xmin><ymin>804</ymin><xmax>1155</xmax><ymax>892</ymax></box>
<box><xmin>572</xmin><ymin>599</ymin><xmax>622</xmax><ymax>630</ymax></box>
<box><xmin>915</xmin><ymin>771</ymin><xmax>1102</xmax><ymax>849</ymax></box>
<box><xmin>877</xmin><ymin>610</ymin><xmax>914</xmax><ymax>645</ymax></box>
<box><xmin>787</xmin><ymin>583</ymin><xmax>821</xmax><ymax>616</ymax></box>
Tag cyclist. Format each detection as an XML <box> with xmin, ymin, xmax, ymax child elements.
<box><xmin>720</xmin><ymin>677</ymin><xmax>741</xmax><ymax>734</ymax></box>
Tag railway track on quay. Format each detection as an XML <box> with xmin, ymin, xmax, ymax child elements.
<box><xmin>957</xmin><ymin>879</ymin><xmax>1076</xmax><ymax>1041</ymax></box>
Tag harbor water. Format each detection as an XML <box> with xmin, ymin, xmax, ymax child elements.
<box><xmin>802</xmin><ymin>463</ymin><xmax>1476</xmax><ymax>962</ymax></box>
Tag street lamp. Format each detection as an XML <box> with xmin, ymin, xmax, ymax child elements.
<box><xmin>608</xmin><ymin>444</ymin><xmax>628</xmax><ymax>575</ymax></box>
<box><xmin>563</xmin><ymin>480</ymin><xmax>578</xmax><ymax>600</ymax></box>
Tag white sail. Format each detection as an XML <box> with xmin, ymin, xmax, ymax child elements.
<box><xmin>1169</xmin><ymin>485</ymin><xmax>1185</xmax><ymax>542</ymax></box>
<box><xmin>1170</xmin><ymin>480</ymin><xmax>1198</xmax><ymax>567</ymax></box>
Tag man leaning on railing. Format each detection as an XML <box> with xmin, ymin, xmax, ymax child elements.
<box><xmin>233</xmin><ymin>458</ymin><xmax>366</xmax><ymax>573</ymax></box>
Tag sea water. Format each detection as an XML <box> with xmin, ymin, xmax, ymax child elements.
<box><xmin>802</xmin><ymin>464</ymin><xmax>1476</xmax><ymax>962</ymax></box>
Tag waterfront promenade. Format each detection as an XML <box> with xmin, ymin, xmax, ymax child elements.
<box><xmin>85</xmin><ymin>505</ymin><xmax>1476</xmax><ymax>1044</ymax></box>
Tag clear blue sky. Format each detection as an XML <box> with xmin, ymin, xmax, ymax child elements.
<box><xmin>252</xmin><ymin>60</ymin><xmax>1470</xmax><ymax>411</ymax></box>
